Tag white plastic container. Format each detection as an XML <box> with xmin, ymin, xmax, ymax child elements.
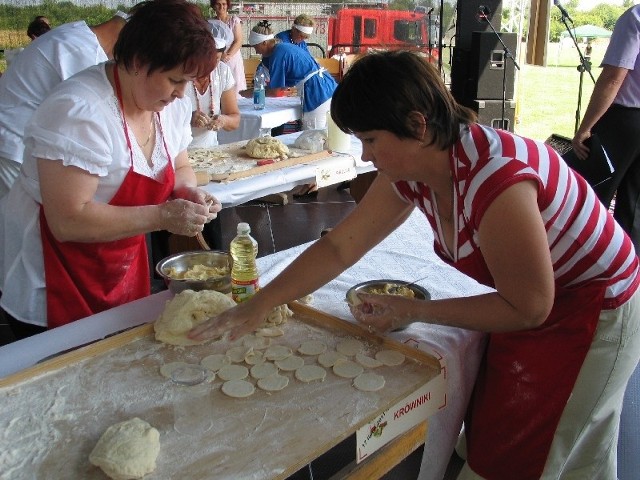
<box><xmin>326</xmin><ymin>112</ymin><xmax>351</xmax><ymax>153</ymax></box>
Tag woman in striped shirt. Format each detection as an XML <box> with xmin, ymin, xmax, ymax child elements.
<box><xmin>190</xmin><ymin>51</ymin><xmax>640</xmax><ymax>480</ymax></box>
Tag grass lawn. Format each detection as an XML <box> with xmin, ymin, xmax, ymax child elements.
<box><xmin>514</xmin><ymin>39</ymin><xmax>608</xmax><ymax>142</ymax></box>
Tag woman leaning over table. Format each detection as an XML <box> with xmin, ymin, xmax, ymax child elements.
<box><xmin>275</xmin><ymin>14</ymin><xmax>315</xmax><ymax>53</ymax></box>
<box><xmin>0</xmin><ymin>0</ymin><xmax>221</xmax><ymax>339</ymax></box>
<box><xmin>210</xmin><ymin>0</ymin><xmax>246</xmax><ymax>95</ymax></box>
<box><xmin>190</xmin><ymin>51</ymin><xmax>640</xmax><ymax>480</ymax></box>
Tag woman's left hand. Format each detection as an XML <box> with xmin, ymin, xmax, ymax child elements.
<box><xmin>349</xmin><ymin>293</ymin><xmax>418</xmax><ymax>333</ymax></box>
<box><xmin>174</xmin><ymin>186</ymin><xmax>221</xmax><ymax>221</ymax></box>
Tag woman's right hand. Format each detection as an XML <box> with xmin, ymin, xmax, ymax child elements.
<box><xmin>191</xmin><ymin>110</ymin><xmax>210</xmax><ymax>129</ymax></box>
<box><xmin>188</xmin><ymin>298</ymin><xmax>271</xmax><ymax>341</ymax></box>
<box><xmin>158</xmin><ymin>198</ymin><xmax>210</xmax><ymax>236</ymax></box>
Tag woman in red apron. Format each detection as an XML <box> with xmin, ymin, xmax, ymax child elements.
<box><xmin>1</xmin><ymin>0</ymin><xmax>222</xmax><ymax>337</ymax></box>
<box><xmin>189</xmin><ymin>51</ymin><xmax>640</xmax><ymax>479</ymax></box>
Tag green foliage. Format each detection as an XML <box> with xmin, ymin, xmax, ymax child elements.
<box><xmin>549</xmin><ymin>2</ymin><xmax>627</xmax><ymax>41</ymax></box>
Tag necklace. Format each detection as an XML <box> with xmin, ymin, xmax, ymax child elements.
<box><xmin>192</xmin><ymin>75</ymin><xmax>215</xmax><ymax>117</ymax></box>
<box><xmin>137</xmin><ymin>116</ymin><xmax>154</xmax><ymax>148</ymax></box>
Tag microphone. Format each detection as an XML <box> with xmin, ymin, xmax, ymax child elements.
<box><xmin>554</xmin><ymin>0</ymin><xmax>573</xmax><ymax>23</ymax></box>
<box><xmin>427</xmin><ymin>7</ymin><xmax>434</xmax><ymax>15</ymax></box>
<box><xmin>476</xmin><ymin>5</ymin><xmax>491</xmax><ymax>23</ymax></box>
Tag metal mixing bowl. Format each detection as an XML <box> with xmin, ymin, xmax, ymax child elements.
<box><xmin>155</xmin><ymin>250</ymin><xmax>232</xmax><ymax>294</ymax></box>
<box><xmin>346</xmin><ymin>279</ymin><xmax>431</xmax><ymax>305</ymax></box>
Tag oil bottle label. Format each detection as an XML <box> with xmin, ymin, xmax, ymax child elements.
<box><xmin>232</xmin><ymin>278</ymin><xmax>260</xmax><ymax>303</ymax></box>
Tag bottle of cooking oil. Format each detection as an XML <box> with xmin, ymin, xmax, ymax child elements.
<box><xmin>230</xmin><ymin>222</ymin><xmax>259</xmax><ymax>303</ymax></box>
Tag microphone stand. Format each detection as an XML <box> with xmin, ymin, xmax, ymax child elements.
<box><xmin>481</xmin><ymin>14</ymin><xmax>520</xmax><ymax>130</ymax></box>
<box><xmin>558</xmin><ymin>12</ymin><xmax>596</xmax><ymax>134</ymax></box>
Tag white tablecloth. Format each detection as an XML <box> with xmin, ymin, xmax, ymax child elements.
<box><xmin>0</xmin><ymin>210</ymin><xmax>490</xmax><ymax>479</ymax></box>
<box><xmin>205</xmin><ymin>132</ymin><xmax>375</xmax><ymax>208</ymax></box>
<box><xmin>218</xmin><ymin>97</ymin><xmax>301</xmax><ymax>144</ymax></box>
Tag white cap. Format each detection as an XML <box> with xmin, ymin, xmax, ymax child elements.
<box><xmin>293</xmin><ymin>24</ymin><xmax>313</xmax><ymax>35</ymax></box>
<box><xmin>249</xmin><ymin>31</ymin><xmax>274</xmax><ymax>46</ymax></box>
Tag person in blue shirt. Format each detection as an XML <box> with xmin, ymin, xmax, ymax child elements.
<box><xmin>246</xmin><ymin>20</ymin><xmax>336</xmax><ymax>131</ymax></box>
<box><xmin>275</xmin><ymin>14</ymin><xmax>315</xmax><ymax>53</ymax></box>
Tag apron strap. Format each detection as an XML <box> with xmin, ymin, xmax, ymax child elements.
<box><xmin>296</xmin><ymin>67</ymin><xmax>326</xmax><ymax>122</ymax></box>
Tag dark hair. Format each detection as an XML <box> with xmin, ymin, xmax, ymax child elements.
<box><xmin>210</xmin><ymin>0</ymin><xmax>232</xmax><ymax>10</ymax></box>
<box><xmin>27</xmin><ymin>16</ymin><xmax>51</xmax><ymax>40</ymax></box>
<box><xmin>253</xmin><ymin>20</ymin><xmax>272</xmax><ymax>34</ymax></box>
<box><xmin>331</xmin><ymin>51</ymin><xmax>476</xmax><ymax>150</ymax></box>
<box><xmin>113</xmin><ymin>0</ymin><xmax>216</xmax><ymax>78</ymax></box>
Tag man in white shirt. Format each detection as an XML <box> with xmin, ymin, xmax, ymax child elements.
<box><xmin>0</xmin><ymin>12</ymin><xmax>128</xmax><ymax>198</ymax></box>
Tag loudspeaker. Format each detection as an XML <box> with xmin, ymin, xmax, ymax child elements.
<box><xmin>469</xmin><ymin>31</ymin><xmax>517</xmax><ymax>100</ymax></box>
<box><xmin>450</xmin><ymin>48</ymin><xmax>472</xmax><ymax>107</ymax></box>
<box><xmin>455</xmin><ymin>0</ymin><xmax>502</xmax><ymax>50</ymax></box>
<box><xmin>472</xmin><ymin>99</ymin><xmax>516</xmax><ymax>132</ymax></box>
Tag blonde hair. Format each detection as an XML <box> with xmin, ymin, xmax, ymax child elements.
<box><xmin>293</xmin><ymin>14</ymin><xmax>314</xmax><ymax>28</ymax></box>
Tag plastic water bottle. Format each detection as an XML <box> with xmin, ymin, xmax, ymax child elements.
<box><xmin>253</xmin><ymin>64</ymin><xmax>267</xmax><ymax>110</ymax></box>
<box><xmin>230</xmin><ymin>222</ymin><xmax>259</xmax><ymax>303</ymax></box>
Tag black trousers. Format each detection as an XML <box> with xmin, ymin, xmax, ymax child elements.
<box><xmin>592</xmin><ymin>104</ymin><xmax>640</xmax><ymax>252</ymax></box>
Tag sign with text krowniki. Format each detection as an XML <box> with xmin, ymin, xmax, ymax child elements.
<box><xmin>315</xmin><ymin>161</ymin><xmax>357</xmax><ymax>188</ymax></box>
<box><xmin>355</xmin><ymin>363</ymin><xmax>446</xmax><ymax>462</ymax></box>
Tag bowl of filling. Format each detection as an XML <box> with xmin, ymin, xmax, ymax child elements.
<box><xmin>345</xmin><ymin>279</ymin><xmax>430</xmax><ymax>307</ymax></box>
<box><xmin>156</xmin><ymin>250</ymin><xmax>232</xmax><ymax>294</ymax></box>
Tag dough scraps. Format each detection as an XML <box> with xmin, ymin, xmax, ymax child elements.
<box><xmin>336</xmin><ymin>338</ymin><xmax>364</xmax><ymax>356</ymax></box>
<box><xmin>317</xmin><ymin>350</ymin><xmax>347</xmax><ymax>368</ymax></box>
<box><xmin>264</xmin><ymin>304</ymin><xmax>294</xmax><ymax>326</ymax></box>
<box><xmin>275</xmin><ymin>355</ymin><xmax>305</xmax><ymax>371</ymax></box>
<box><xmin>355</xmin><ymin>353</ymin><xmax>383</xmax><ymax>369</ymax></box>
<box><xmin>298</xmin><ymin>340</ymin><xmax>327</xmax><ymax>356</ymax></box>
<box><xmin>242</xmin><ymin>334</ymin><xmax>271</xmax><ymax>349</ymax></box>
<box><xmin>333</xmin><ymin>360</ymin><xmax>364</xmax><ymax>379</ymax></box>
<box><xmin>353</xmin><ymin>372</ymin><xmax>386</xmax><ymax>392</ymax></box>
<box><xmin>244</xmin><ymin>349</ymin><xmax>265</xmax><ymax>366</ymax></box>
<box><xmin>255</xmin><ymin>326</ymin><xmax>284</xmax><ymax>337</ymax></box>
<box><xmin>89</xmin><ymin>417</ymin><xmax>160</xmax><ymax>480</ymax></box>
<box><xmin>154</xmin><ymin>290</ymin><xmax>236</xmax><ymax>346</ymax></box>
<box><xmin>221</xmin><ymin>379</ymin><xmax>255</xmax><ymax>398</ymax></box>
<box><xmin>217</xmin><ymin>364</ymin><xmax>249</xmax><ymax>381</ymax></box>
<box><xmin>295</xmin><ymin>365</ymin><xmax>327</xmax><ymax>383</ymax></box>
<box><xmin>257</xmin><ymin>374</ymin><xmax>289</xmax><ymax>392</ymax></box>
<box><xmin>226</xmin><ymin>345</ymin><xmax>250</xmax><ymax>363</ymax></box>
<box><xmin>375</xmin><ymin>350</ymin><xmax>406</xmax><ymax>366</ymax></box>
<box><xmin>245</xmin><ymin>136</ymin><xmax>289</xmax><ymax>159</ymax></box>
<box><xmin>250</xmin><ymin>362</ymin><xmax>279</xmax><ymax>379</ymax></box>
<box><xmin>200</xmin><ymin>354</ymin><xmax>231</xmax><ymax>372</ymax></box>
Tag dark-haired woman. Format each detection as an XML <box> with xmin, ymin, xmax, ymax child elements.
<box><xmin>190</xmin><ymin>51</ymin><xmax>640</xmax><ymax>479</ymax></box>
<box><xmin>0</xmin><ymin>0</ymin><xmax>221</xmax><ymax>336</ymax></box>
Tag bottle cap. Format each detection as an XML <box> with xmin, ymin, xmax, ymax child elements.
<box><xmin>237</xmin><ymin>222</ymin><xmax>251</xmax><ymax>234</ymax></box>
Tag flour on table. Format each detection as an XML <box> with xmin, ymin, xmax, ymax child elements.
<box><xmin>257</xmin><ymin>374</ymin><xmax>289</xmax><ymax>392</ymax></box>
<box><xmin>375</xmin><ymin>350</ymin><xmax>405</xmax><ymax>366</ymax></box>
<box><xmin>353</xmin><ymin>372</ymin><xmax>386</xmax><ymax>392</ymax></box>
<box><xmin>89</xmin><ymin>417</ymin><xmax>160</xmax><ymax>480</ymax></box>
<box><xmin>154</xmin><ymin>290</ymin><xmax>236</xmax><ymax>346</ymax></box>
<box><xmin>160</xmin><ymin>361</ymin><xmax>198</xmax><ymax>379</ymax></box>
<box><xmin>333</xmin><ymin>360</ymin><xmax>364</xmax><ymax>379</ymax></box>
<box><xmin>221</xmin><ymin>379</ymin><xmax>255</xmax><ymax>398</ymax></box>
<box><xmin>295</xmin><ymin>365</ymin><xmax>327</xmax><ymax>383</ymax></box>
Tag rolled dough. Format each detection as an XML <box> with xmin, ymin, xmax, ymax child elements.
<box><xmin>217</xmin><ymin>364</ymin><xmax>249</xmax><ymax>381</ymax></box>
<box><xmin>317</xmin><ymin>350</ymin><xmax>347</xmax><ymax>368</ymax></box>
<box><xmin>221</xmin><ymin>379</ymin><xmax>255</xmax><ymax>398</ymax></box>
<box><xmin>250</xmin><ymin>362</ymin><xmax>279</xmax><ymax>379</ymax></box>
<box><xmin>295</xmin><ymin>365</ymin><xmax>327</xmax><ymax>383</ymax></box>
<box><xmin>200</xmin><ymin>354</ymin><xmax>230</xmax><ymax>372</ymax></box>
<box><xmin>257</xmin><ymin>374</ymin><xmax>289</xmax><ymax>392</ymax></box>
<box><xmin>353</xmin><ymin>372</ymin><xmax>386</xmax><ymax>392</ymax></box>
<box><xmin>275</xmin><ymin>355</ymin><xmax>305</xmax><ymax>371</ymax></box>
<box><xmin>333</xmin><ymin>360</ymin><xmax>364</xmax><ymax>379</ymax></box>
<box><xmin>355</xmin><ymin>353</ymin><xmax>383</xmax><ymax>369</ymax></box>
<box><xmin>375</xmin><ymin>350</ymin><xmax>405</xmax><ymax>366</ymax></box>
<box><xmin>298</xmin><ymin>340</ymin><xmax>327</xmax><ymax>356</ymax></box>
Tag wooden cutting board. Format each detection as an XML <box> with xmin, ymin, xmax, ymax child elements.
<box><xmin>190</xmin><ymin>141</ymin><xmax>334</xmax><ymax>185</ymax></box>
<box><xmin>0</xmin><ymin>303</ymin><xmax>442</xmax><ymax>480</ymax></box>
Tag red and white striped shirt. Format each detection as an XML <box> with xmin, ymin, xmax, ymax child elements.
<box><xmin>394</xmin><ymin>124</ymin><xmax>639</xmax><ymax>309</ymax></box>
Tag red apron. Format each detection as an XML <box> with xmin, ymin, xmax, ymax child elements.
<box><xmin>435</xmin><ymin>223</ymin><xmax>605</xmax><ymax>479</ymax></box>
<box><xmin>40</xmin><ymin>65</ymin><xmax>175</xmax><ymax>328</ymax></box>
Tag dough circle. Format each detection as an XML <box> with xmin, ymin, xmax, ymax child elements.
<box><xmin>243</xmin><ymin>334</ymin><xmax>271</xmax><ymax>349</ymax></box>
<box><xmin>375</xmin><ymin>349</ymin><xmax>406</xmax><ymax>366</ymax></box>
<box><xmin>317</xmin><ymin>350</ymin><xmax>347</xmax><ymax>368</ymax></box>
<box><xmin>89</xmin><ymin>417</ymin><xmax>160</xmax><ymax>480</ymax></box>
<box><xmin>355</xmin><ymin>353</ymin><xmax>383</xmax><ymax>369</ymax></box>
<box><xmin>275</xmin><ymin>355</ymin><xmax>305</xmax><ymax>371</ymax></box>
<box><xmin>159</xmin><ymin>361</ymin><xmax>193</xmax><ymax>379</ymax></box>
<box><xmin>353</xmin><ymin>372</ymin><xmax>386</xmax><ymax>392</ymax></box>
<box><xmin>217</xmin><ymin>364</ymin><xmax>249</xmax><ymax>381</ymax></box>
<box><xmin>264</xmin><ymin>345</ymin><xmax>293</xmax><ymax>361</ymax></box>
<box><xmin>298</xmin><ymin>340</ymin><xmax>327</xmax><ymax>356</ymax></box>
<box><xmin>295</xmin><ymin>365</ymin><xmax>327</xmax><ymax>383</ymax></box>
<box><xmin>226</xmin><ymin>345</ymin><xmax>249</xmax><ymax>363</ymax></box>
<box><xmin>257</xmin><ymin>374</ymin><xmax>290</xmax><ymax>392</ymax></box>
<box><xmin>221</xmin><ymin>379</ymin><xmax>255</xmax><ymax>398</ymax></box>
<box><xmin>200</xmin><ymin>354</ymin><xmax>230</xmax><ymax>372</ymax></box>
<box><xmin>333</xmin><ymin>360</ymin><xmax>364</xmax><ymax>379</ymax></box>
<box><xmin>244</xmin><ymin>349</ymin><xmax>265</xmax><ymax>365</ymax></box>
<box><xmin>336</xmin><ymin>339</ymin><xmax>364</xmax><ymax>356</ymax></box>
<box><xmin>250</xmin><ymin>362</ymin><xmax>279</xmax><ymax>379</ymax></box>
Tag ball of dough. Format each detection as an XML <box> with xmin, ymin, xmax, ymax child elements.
<box><xmin>89</xmin><ymin>418</ymin><xmax>160</xmax><ymax>480</ymax></box>
<box><xmin>154</xmin><ymin>290</ymin><xmax>236</xmax><ymax>346</ymax></box>
<box><xmin>245</xmin><ymin>136</ymin><xmax>289</xmax><ymax>159</ymax></box>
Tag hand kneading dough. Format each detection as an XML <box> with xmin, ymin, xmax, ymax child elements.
<box><xmin>245</xmin><ymin>136</ymin><xmax>289</xmax><ymax>159</ymax></box>
<box><xmin>154</xmin><ymin>290</ymin><xmax>236</xmax><ymax>346</ymax></box>
<box><xmin>89</xmin><ymin>418</ymin><xmax>160</xmax><ymax>480</ymax></box>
